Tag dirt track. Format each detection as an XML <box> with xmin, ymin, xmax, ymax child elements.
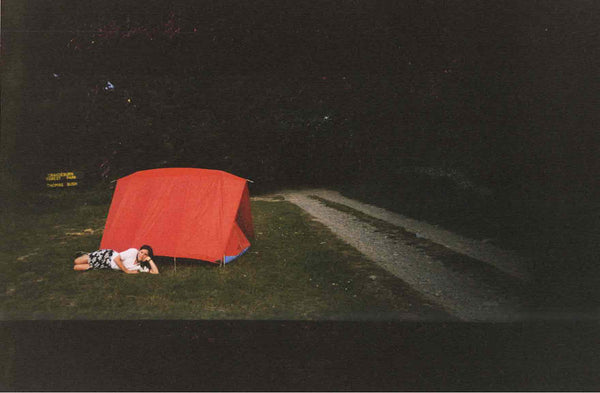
<box><xmin>256</xmin><ymin>189</ymin><xmax>534</xmax><ymax>321</ymax></box>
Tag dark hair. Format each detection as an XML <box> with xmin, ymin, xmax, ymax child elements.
<box><xmin>140</xmin><ymin>244</ymin><xmax>154</xmax><ymax>259</ymax></box>
<box><xmin>139</xmin><ymin>245</ymin><xmax>154</xmax><ymax>270</ymax></box>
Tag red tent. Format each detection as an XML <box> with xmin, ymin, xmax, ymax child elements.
<box><xmin>100</xmin><ymin>168</ymin><xmax>254</xmax><ymax>264</ymax></box>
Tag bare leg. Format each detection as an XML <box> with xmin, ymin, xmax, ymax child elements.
<box><xmin>74</xmin><ymin>254</ymin><xmax>90</xmax><ymax>271</ymax></box>
<box><xmin>74</xmin><ymin>263</ymin><xmax>90</xmax><ymax>271</ymax></box>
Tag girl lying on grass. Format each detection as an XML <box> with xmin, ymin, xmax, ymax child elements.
<box><xmin>73</xmin><ymin>244</ymin><xmax>159</xmax><ymax>274</ymax></box>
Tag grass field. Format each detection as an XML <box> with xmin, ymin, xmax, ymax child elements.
<box><xmin>0</xmin><ymin>189</ymin><xmax>445</xmax><ymax>320</ymax></box>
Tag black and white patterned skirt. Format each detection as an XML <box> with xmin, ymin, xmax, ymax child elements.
<box><xmin>88</xmin><ymin>249</ymin><xmax>115</xmax><ymax>270</ymax></box>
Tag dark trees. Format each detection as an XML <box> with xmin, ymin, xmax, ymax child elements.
<box><xmin>2</xmin><ymin>0</ymin><xmax>598</xmax><ymax>200</ymax></box>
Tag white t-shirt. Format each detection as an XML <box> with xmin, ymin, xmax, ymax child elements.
<box><xmin>110</xmin><ymin>248</ymin><xmax>150</xmax><ymax>272</ymax></box>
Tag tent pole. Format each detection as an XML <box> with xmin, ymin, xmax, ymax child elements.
<box><xmin>174</xmin><ymin>257</ymin><xmax>177</xmax><ymax>272</ymax></box>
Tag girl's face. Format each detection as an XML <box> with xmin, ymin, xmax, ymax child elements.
<box><xmin>137</xmin><ymin>248</ymin><xmax>150</xmax><ymax>262</ymax></box>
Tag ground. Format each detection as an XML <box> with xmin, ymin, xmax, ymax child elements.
<box><xmin>256</xmin><ymin>189</ymin><xmax>536</xmax><ymax>321</ymax></box>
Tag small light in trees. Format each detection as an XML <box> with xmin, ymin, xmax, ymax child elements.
<box><xmin>104</xmin><ymin>81</ymin><xmax>115</xmax><ymax>91</ymax></box>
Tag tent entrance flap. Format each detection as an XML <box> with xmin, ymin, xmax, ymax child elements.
<box><xmin>222</xmin><ymin>220</ymin><xmax>251</xmax><ymax>264</ymax></box>
<box><xmin>224</xmin><ymin>246</ymin><xmax>250</xmax><ymax>264</ymax></box>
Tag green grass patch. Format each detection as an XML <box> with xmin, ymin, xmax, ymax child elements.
<box><xmin>1</xmin><ymin>191</ymin><xmax>445</xmax><ymax>320</ymax></box>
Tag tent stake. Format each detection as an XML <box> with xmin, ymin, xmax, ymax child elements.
<box><xmin>174</xmin><ymin>257</ymin><xmax>177</xmax><ymax>272</ymax></box>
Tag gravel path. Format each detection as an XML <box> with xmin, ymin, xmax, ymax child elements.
<box><xmin>261</xmin><ymin>189</ymin><xmax>533</xmax><ymax>321</ymax></box>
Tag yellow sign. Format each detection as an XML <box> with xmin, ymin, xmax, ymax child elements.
<box><xmin>45</xmin><ymin>172</ymin><xmax>77</xmax><ymax>181</ymax></box>
<box><xmin>47</xmin><ymin>181</ymin><xmax>78</xmax><ymax>188</ymax></box>
<box><xmin>46</xmin><ymin>172</ymin><xmax>81</xmax><ymax>188</ymax></box>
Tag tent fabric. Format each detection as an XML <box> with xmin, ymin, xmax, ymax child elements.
<box><xmin>100</xmin><ymin>168</ymin><xmax>254</xmax><ymax>264</ymax></box>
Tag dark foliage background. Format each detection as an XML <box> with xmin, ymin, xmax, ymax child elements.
<box><xmin>3</xmin><ymin>0</ymin><xmax>598</xmax><ymax>197</ymax></box>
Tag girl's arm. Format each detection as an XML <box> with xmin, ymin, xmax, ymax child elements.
<box><xmin>114</xmin><ymin>255</ymin><xmax>138</xmax><ymax>274</ymax></box>
<box><xmin>147</xmin><ymin>259</ymin><xmax>159</xmax><ymax>274</ymax></box>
